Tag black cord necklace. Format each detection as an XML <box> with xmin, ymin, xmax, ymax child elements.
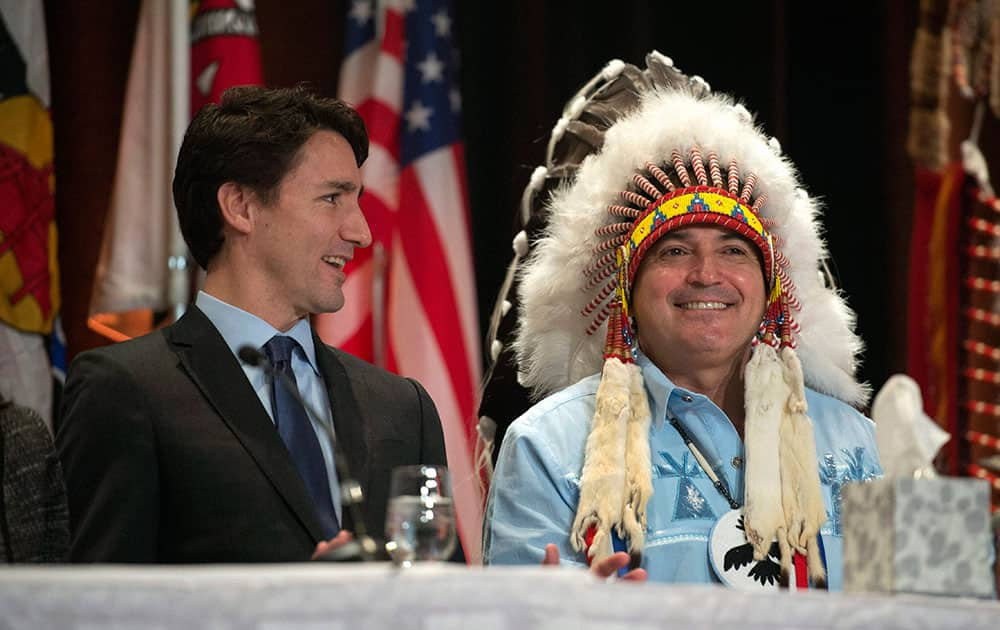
<box><xmin>668</xmin><ymin>416</ymin><xmax>740</xmax><ymax>510</ymax></box>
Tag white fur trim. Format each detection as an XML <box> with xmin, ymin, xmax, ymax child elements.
<box><xmin>778</xmin><ymin>347</ymin><xmax>828</xmax><ymax>585</ymax></box>
<box><xmin>743</xmin><ymin>344</ymin><xmax>787</xmax><ymax>560</ymax></box>
<box><xmin>780</xmin><ymin>347</ymin><xmax>827</xmax><ymax>547</ymax></box>
<box><xmin>620</xmin><ymin>362</ymin><xmax>653</xmax><ymax>552</ymax></box>
<box><xmin>570</xmin><ymin>358</ymin><xmax>630</xmax><ymax>562</ymax></box>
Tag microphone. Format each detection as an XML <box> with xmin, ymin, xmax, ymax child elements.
<box><xmin>238</xmin><ymin>344</ymin><xmax>385</xmax><ymax>562</ymax></box>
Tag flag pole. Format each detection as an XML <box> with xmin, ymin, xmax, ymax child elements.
<box><xmin>166</xmin><ymin>0</ymin><xmax>191</xmax><ymax>322</ymax></box>
<box><xmin>372</xmin><ymin>241</ymin><xmax>386</xmax><ymax>368</ymax></box>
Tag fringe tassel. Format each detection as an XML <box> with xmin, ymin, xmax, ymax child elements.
<box><xmin>777</xmin><ymin>387</ymin><xmax>796</xmax><ymax>583</ymax></box>
<box><xmin>620</xmin><ymin>362</ymin><xmax>653</xmax><ymax>557</ymax></box>
<box><xmin>571</xmin><ymin>357</ymin><xmax>630</xmax><ymax>562</ymax></box>
<box><xmin>779</xmin><ymin>346</ymin><xmax>828</xmax><ymax>585</ymax></box>
<box><xmin>742</xmin><ymin>343</ymin><xmax>787</xmax><ymax>560</ymax></box>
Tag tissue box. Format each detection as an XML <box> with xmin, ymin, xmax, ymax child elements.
<box><xmin>842</xmin><ymin>477</ymin><xmax>995</xmax><ymax>598</ymax></box>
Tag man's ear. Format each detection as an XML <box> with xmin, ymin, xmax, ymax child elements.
<box><xmin>217</xmin><ymin>182</ymin><xmax>255</xmax><ymax>235</ymax></box>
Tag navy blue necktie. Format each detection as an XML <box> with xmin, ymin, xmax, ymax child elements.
<box><xmin>263</xmin><ymin>335</ymin><xmax>340</xmax><ymax>538</ymax></box>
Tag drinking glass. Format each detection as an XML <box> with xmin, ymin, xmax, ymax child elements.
<box><xmin>384</xmin><ymin>465</ymin><xmax>456</xmax><ymax>566</ymax></box>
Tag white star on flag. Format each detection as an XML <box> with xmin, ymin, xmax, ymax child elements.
<box><xmin>390</xmin><ymin>0</ymin><xmax>416</xmax><ymax>13</ymax></box>
<box><xmin>349</xmin><ymin>0</ymin><xmax>372</xmax><ymax>24</ymax></box>
<box><xmin>417</xmin><ymin>52</ymin><xmax>445</xmax><ymax>83</ymax></box>
<box><xmin>431</xmin><ymin>10</ymin><xmax>451</xmax><ymax>36</ymax></box>
<box><xmin>405</xmin><ymin>100</ymin><xmax>433</xmax><ymax>131</ymax></box>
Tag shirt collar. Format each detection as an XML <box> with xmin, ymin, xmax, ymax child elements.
<box><xmin>636</xmin><ymin>350</ymin><xmax>674</xmax><ymax>430</ymax></box>
<box><xmin>195</xmin><ymin>291</ymin><xmax>320</xmax><ymax>375</ymax></box>
<box><xmin>637</xmin><ymin>350</ymin><xmax>726</xmax><ymax>431</ymax></box>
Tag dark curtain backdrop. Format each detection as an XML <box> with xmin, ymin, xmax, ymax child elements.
<box><xmin>45</xmin><ymin>1</ymin><xmax>915</xmax><ymax>405</ymax></box>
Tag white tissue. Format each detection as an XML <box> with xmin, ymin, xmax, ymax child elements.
<box><xmin>871</xmin><ymin>375</ymin><xmax>950</xmax><ymax>479</ymax></box>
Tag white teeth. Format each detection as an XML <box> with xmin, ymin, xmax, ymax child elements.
<box><xmin>322</xmin><ymin>256</ymin><xmax>346</xmax><ymax>269</ymax></box>
<box><xmin>679</xmin><ymin>301</ymin><xmax>728</xmax><ymax>310</ymax></box>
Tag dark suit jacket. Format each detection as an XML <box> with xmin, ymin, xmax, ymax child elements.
<box><xmin>56</xmin><ymin>306</ymin><xmax>447</xmax><ymax>563</ymax></box>
<box><xmin>0</xmin><ymin>400</ymin><xmax>69</xmax><ymax>562</ymax></box>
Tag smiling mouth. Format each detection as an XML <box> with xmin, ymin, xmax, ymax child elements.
<box><xmin>322</xmin><ymin>255</ymin><xmax>348</xmax><ymax>270</ymax></box>
<box><xmin>677</xmin><ymin>301</ymin><xmax>730</xmax><ymax>310</ymax></box>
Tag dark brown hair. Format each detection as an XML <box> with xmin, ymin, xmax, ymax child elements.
<box><xmin>172</xmin><ymin>85</ymin><xmax>369</xmax><ymax>269</ymax></box>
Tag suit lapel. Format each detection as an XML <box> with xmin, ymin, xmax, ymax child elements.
<box><xmin>312</xmin><ymin>334</ymin><xmax>370</xmax><ymax>532</ymax></box>
<box><xmin>166</xmin><ymin>307</ymin><xmax>326</xmax><ymax>542</ymax></box>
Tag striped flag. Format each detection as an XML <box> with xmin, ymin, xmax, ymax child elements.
<box><xmin>320</xmin><ymin>0</ymin><xmax>482</xmax><ymax>561</ymax></box>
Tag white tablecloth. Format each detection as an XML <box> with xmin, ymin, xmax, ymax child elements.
<box><xmin>0</xmin><ymin>563</ymin><xmax>997</xmax><ymax>629</ymax></box>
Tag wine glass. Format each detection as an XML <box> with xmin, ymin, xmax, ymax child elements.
<box><xmin>384</xmin><ymin>465</ymin><xmax>457</xmax><ymax>566</ymax></box>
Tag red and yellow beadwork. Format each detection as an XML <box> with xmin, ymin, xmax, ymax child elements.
<box><xmin>586</xmin><ymin>148</ymin><xmax>801</xmax><ymax>361</ymax></box>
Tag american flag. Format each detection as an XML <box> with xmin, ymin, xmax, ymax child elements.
<box><xmin>318</xmin><ymin>0</ymin><xmax>482</xmax><ymax>561</ymax></box>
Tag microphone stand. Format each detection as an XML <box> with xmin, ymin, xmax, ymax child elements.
<box><xmin>238</xmin><ymin>345</ymin><xmax>386</xmax><ymax>562</ymax></box>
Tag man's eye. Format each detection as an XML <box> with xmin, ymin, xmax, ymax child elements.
<box><xmin>726</xmin><ymin>247</ymin><xmax>749</xmax><ymax>255</ymax></box>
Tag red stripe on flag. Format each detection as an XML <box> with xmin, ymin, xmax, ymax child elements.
<box><xmin>356</xmin><ymin>99</ymin><xmax>401</xmax><ymax>161</ymax></box>
<box><xmin>394</xmin><ymin>165</ymin><xmax>477</xmax><ymax>427</ymax></box>
<box><xmin>382</xmin><ymin>10</ymin><xmax>405</xmax><ymax>59</ymax></box>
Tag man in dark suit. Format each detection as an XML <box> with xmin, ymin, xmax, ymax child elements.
<box><xmin>57</xmin><ymin>86</ymin><xmax>448</xmax><ymax>562</ymax></box>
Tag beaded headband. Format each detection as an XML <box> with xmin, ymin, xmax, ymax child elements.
<box><xmin>587</xmin><ymin>147</ymin><xmax>806</xmax><ymax>370</ymax></box>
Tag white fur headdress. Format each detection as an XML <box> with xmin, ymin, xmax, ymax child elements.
<box><xmin>510</xmin><ymin>52</ymin><xmax>870</xmax><ymax>587</ymax></box>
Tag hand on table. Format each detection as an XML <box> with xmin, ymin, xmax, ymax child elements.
<box><xmin>311</xmin><ymin>531</ymin><xmax>354</xmax><ymax>560</ymax></box>
<box><xmin>541</xmin><ymin>543</ymin><xmax>647</xmax><ymax>582</ymax></box>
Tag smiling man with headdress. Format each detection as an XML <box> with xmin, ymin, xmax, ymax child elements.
<box><xmin>482</xmin><ymin>53</ymin><xmax>882</xmax><ymax>590</ymax></box>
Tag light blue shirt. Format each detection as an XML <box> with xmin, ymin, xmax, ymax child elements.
<box><xmin>484</xmin><ymin>352</ymin><xmax>882</xmax><ymax>590</ymax></box>
<box><xmin>195</xmin><ymin>291</ymin><xmax>342</xmax><ymax>524</ymax></box>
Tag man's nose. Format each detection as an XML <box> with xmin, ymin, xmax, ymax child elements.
<box><xmin>686</xmin><ymin>253</ymin><xmax>721</xmax><ymax>285</ymax></box>
<box><xmin>344</xmin><ymin>202</ymin><xmax>373</xmax><ymax>248</ymax></box>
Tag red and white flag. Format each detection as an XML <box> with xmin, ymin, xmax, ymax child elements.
<box><xmin>190</xmin><ymin>0</ymin><xmax>263</xmax><ymax>116</ymax></box>
<box><xmin>320</xmin><ymin>0</ymin><xmax>483</xmax><ymax>561</ymax></box>
<box><xmin>89</xmin><ymin>0</ymin><xmax>262</xmax><ymax>340</ymax></box>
